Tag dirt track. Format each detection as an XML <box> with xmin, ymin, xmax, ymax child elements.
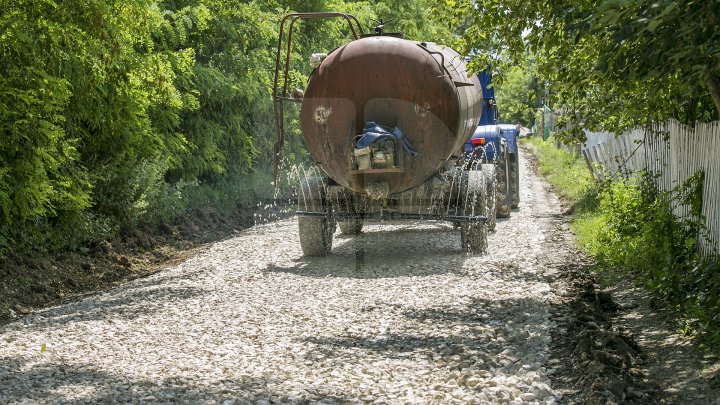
<box><xmin>1</xmin><ymin>147</ymin><xmax>718</xmax><ymax>404</ymax></box>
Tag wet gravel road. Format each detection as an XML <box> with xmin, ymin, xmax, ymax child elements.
<box><xmin>1</xmin><ymin>150</ymin><xmax>579</xmax><ymax>404</ymax></box>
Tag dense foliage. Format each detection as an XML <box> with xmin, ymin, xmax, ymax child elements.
<box><xmin>577</xmin><ymin>172</ymin><xmax>720</xmax><ymax>346</ymax></box>
<box><xmin>438</xmin><ymin>0</ymin><xmax>720</xmax><ymax>139</ymax></box>
<box><xmin>0</xmin><ymin>0</ymin><xmax>448</xmax><ymax>253</ymax></box>
<box><xmin>494</xmin><ymin>66</ymin><xmax>539</xmax><ymax>127</ymax></box>
<box><xmin>528</xmin><ymin>136</ymin><xmax>720</xmax><ymax>349</ymax></box>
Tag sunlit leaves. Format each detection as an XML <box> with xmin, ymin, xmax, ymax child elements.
<box><xmin>439</xmin><ymin>0</ymin><xmax>720</xmax><ymax>140</ymax></box>
<box><xmin>495</xmin><ymin>66</ymin><xmax>537</xmax><ymax>126</ymax></box>
<box><xmin>0</xmin><ymin>0</ymin><xmax>455</xmax><ymax>250</ymax></box>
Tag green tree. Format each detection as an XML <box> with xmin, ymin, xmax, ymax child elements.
<box><xmin>365</xmin><ymin>0</ymin><xmax>454</xmax><ymax>41</ymax></box>
<box><xmin>0</xmin><ymin>0</ymin><xmax>203</xmax><ymax>245</ymax></box>
<box><xmin>162</xmin><ymin>0</ymin><xmax>277</xmax><ymax>181</ymax></box>
<box><xmin>436</xmin><ymin>0</ymin><xmax>720</xmax><ymax>138</ymax></box>
<box><xmin>0</xmin><ymin>0</ymin><xmax>455</xmax><ymax>252</ymax></box>
<box><xmin>495</xmin><ymin>66</ymin><xmax>538</xmax><ymax>126</ymax></box>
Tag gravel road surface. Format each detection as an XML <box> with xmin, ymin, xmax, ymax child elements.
<box><xmin>1</xmin><ymin>151</ymin><xmax>583</xmax><ymax>404</ymax></box>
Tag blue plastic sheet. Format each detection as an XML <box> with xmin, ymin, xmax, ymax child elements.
<box><xmin>355</xmin><ymin>122</ymin><xmax>418</xmax><ymax>157</ymax></box>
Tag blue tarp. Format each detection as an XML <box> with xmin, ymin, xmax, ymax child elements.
<box><xmin>355</xmin><ymin>122</ymin><xmax>418</xmax><ymax>157</ymax></box>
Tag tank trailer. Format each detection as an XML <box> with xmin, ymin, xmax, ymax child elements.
<box><xmin>272</xmin><ymin>13</ymin><xmax>500</xmax><ymax>256</ymax></box>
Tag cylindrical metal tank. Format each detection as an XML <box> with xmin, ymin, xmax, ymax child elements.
<box><xmin>300</xmin><ymin>35</ymin><xmax>482</xmax><ymax>196</ymax></box>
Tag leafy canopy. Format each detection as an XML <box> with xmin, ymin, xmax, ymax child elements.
<box><xmin>437</xmin><ymin>0</ymin><xmax>720</xmax><ymax>139</ymax></box>
<box><xmin>0</xmin><ymin>0</ymin><xmax>452</xmax><ymax>252</ymax></box>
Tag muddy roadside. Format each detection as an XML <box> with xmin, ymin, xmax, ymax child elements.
<box><xmin>546</xmin><ymin>244</ymin><xmax>719</xmax><ymax>404</ymax></box>
<box><xmin>521</xmin><ymin>143</ymin><xmax>720</xmax><ymax>404</ymax></box>
<box><xmin>0</xmin><ymin>206</ymin><xmax>291</xmax><ymax>327</ymax></box>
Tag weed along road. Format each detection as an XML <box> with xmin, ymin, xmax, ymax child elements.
<box><xmin>0</xmin><ymin>147</ymin><xmax>715</xmax><ymax>404</ymax></box>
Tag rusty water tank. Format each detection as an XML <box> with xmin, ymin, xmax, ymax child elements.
<box><xmin>300</xmin><ymin>35</ymin><xmax>482</xmax><ymax>196</ymax></box>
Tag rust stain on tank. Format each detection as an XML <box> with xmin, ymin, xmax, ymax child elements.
<box><xmin>314</xmin><ymin>106</ymin><xmax>332</xmax><ymax>124</ymax></box>
<box><xmin>414</xmin><ymin>102</ymin><xmax>431</xmax><ymax>117</ymax></box>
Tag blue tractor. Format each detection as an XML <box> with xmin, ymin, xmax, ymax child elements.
<box><xmin>464</xmin><ymin>125</ymin><xmax>511</xmax><ymax>227</ymax></box>
<box><xmin>462</xmin><ymin>69</ymin><xmax>519</xmax><ymax>226</ymax></box>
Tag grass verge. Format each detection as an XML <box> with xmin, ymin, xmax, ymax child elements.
<box><xmin>524</xmin><ymin>136</ymin><xmax>720</xmax><ymax>351</ymax></box>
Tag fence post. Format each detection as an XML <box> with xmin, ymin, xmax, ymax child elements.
<box><xmin>582</xmin><ymin>148</ymin><xmax>597</xmax><ymax>183</ymax></box>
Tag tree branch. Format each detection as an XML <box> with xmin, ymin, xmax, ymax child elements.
<box><xmin>703</xmin><ymin>68</ymin><xmax>720</xmax><ymax>118</ymax></box>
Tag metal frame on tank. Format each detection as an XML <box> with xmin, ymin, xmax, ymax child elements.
<box><xmin>270</xmin><ymin>12</ymin><xmax>492</xmax><ymax>256</ymax></box>
<box><xmin>271</xmin><ymin>13</ymin><xmax>365</xmax><ymax>182</ymax></box>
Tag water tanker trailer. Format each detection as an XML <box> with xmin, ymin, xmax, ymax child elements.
<box><xmin>272</xmin><ymin>13</ymin><xmax>496</xmax><ymax>256</ymax></box>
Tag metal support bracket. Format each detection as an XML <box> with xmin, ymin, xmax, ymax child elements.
<box><xmin>272</xmin><ymin>13</ymin><xmax>365</xmax><ymax>184</ymax></box>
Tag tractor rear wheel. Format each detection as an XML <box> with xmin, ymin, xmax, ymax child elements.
<box><xmin>510</xmin><ymin>155</ymin><xmax>520</xmax><ymax>208</ymax></box>
<box><xmin>460</xmin><ymin>170</ymin><xmax>488</xmax><ymax>254</ymax></box>
<box><xmin>495</xmin><ymin>160</ymin><xmax>512</xmax><ymax>218</ymax></box>
<box><xmin>481</xmin><ymin>164</ymin><xmax>497</xmax><ymax>231</ymax></box>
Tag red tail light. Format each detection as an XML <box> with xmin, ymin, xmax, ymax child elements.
<box><xmin>471</xmin><ymin>137</ymin><xmax>486</xmax><ymax>146</ymax></box>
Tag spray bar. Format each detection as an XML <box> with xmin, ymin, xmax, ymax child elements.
<box><xmin>296</xmin><ymin>211</ymin><xmax>487</xmax><ymax>223</ymax></box>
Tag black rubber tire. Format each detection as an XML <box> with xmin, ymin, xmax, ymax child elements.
<box><xmin>334</xmin><ymin>189</ymin><xmax>363</xmax><ymax>235</ymax></box>
<box><xmin>460</xmin><ymin>170</ymin><xmax>488</xmax><ymax>254</ymax></box>
<box><xmin>461</xmin><ymin>222</ymin><xmax>488</xmax><ymax>254</ymax></box>
<box><xmin>297</xmin><ymin>177</ymin><xmax>324</xmax><ymax>212</ymax></box>
<box><xmin>338</xmin><ymin>219</ymin><xmax>363</xmax><ymax>235</ymax></box>
<box><xmin>510</xmin><ymin>154</ymin><xmax>520</xmax><ymax>208</ymax></box>
<box><xmin>481</xmin><ymin>164</ymin><xmax>497</xmax><ymax>231</ymax></box>
<box><xmin>298</xmin><ymin>216</ymin><xmax>333</xmax><ymax>256</ymax></box>
<box><xmin>297</xmin><ymin>177</ymin><xmax>333</xmax><ymax>256</ymax></box>
<box><xmin>495</xmin><ymin>160</ymin><xmax>512</xmax><ymax>218</ymax></box>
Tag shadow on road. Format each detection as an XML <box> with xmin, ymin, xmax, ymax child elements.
<box><xmin>8</xmin><ymin>272</ymin><xmax>208</xmax><ymax>331</ymax></box>
<box><xmin>302</xmin><ymin>296</ymin><xmax>549</xmax><ymax>365</ymax></box>
<box><xmin>265</xmin><ymin>220</ymin><xmax>476</xmax><ymax>279</ymax></box>
<box><xmin>0</xmin><ymin>355</ymin><xmax>346</xmax><ymax>404</ymax></box>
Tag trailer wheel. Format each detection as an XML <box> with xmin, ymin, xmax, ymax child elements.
<box><xmin>510</xmin><ymin>154</ymin><xmax>520</xmax><ymax>208</ymax></box>
<box><xmin>338</xmin><ymin>219</ymin><xmax>363</xmax><ymax>235</ymax></box>
<box><xmin>461</xmin><ymin>222</ymin><xmax>488</xmax><ymax>254</ymax></box>
<box><xmin>297</xmin><ymin>177</ymin><xmax>334</xmax><ymax>256</ymax></box>
<box><xmin>332</xmin><ymin>189</ymin><xmax>363</xmax><ymax>235</ymax></box>
<box><xmin>460</xmin><ymin>170</ymin><xmax>488</xmax><ymax>254</ymax></box>
<box><xmin>299</xmin><ymin>216</ymin><xmax>334</xmax><ymax>256</ymax></box>
<box><xmin>481</xmin><ymin>164</ymin><xmax>497</xmax><ymax>231</ymax></box>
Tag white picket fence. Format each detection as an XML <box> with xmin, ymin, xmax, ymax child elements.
<box><xmin>581</xmin><ymin>120</ymin><xmax>720</xmax><ymax>258</ymax></box>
